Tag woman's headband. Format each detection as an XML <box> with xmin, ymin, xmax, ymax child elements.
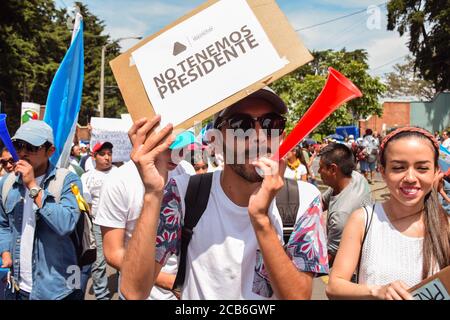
<box><xmin>380</xmin><ymin>127</ymin><xmax>440</xmax><ymax>155</ymax></box>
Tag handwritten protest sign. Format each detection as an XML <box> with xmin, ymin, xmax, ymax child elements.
<box><xmin>90</xmin><ymin>117</ymin><xmax>132</xmax><ymax>163</ymax></box>
<box><xmin>409</xmin><ymin>266</ymin><xmax>450</xmax><ymax>300</ymax></box>
<box><xmin>110</xmin><ymin>0</ymin><xmax>313</xmax><ymax>130</ymax></box>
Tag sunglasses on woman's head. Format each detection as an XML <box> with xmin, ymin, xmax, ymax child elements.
<box><xmin>219</xmin><ymin>112</ymin><xmax>286</xmax><ymax>136</ymax></box>
<box><xmin>12</xmin><ymin>140</ymin><xmax>45</xmax><ymax>153</ymax></box>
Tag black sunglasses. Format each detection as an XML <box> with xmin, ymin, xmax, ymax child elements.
<box><xmin>219</xmin><ymin>113</ymin><xmax>286</xmax><ymax>136</ymax></box>
<box><xmin>12</xmin><ymin>140</ymin><xmax>46</xmax><ymax>153</ymax></box>
<box><xmin>0</xmin><ymin>158</ymin><xmax>14</xmax><ymax>166</ymax></box>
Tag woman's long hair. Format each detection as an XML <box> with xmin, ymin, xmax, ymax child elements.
<box><xmin>379</xmin><ymin>130</ymin><xmax>450</xmax><ymax>279</ymax></box>
<box><xmin>295</xmin><ymin>147</ymin><xmax>310</xmax><ymax>176</ymax></box>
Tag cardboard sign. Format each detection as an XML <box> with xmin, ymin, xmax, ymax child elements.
<box><xmin>90</xmin><ymin>117</ymin><xmax>132</xmax><ymax>163</ymax></box>
<box><xmin>132</xmin><ymin>0</ymin><xmax>286</xmax><ymax>128</ymax></box>
<box><xmin>21</xmin><ymin>102</ymin><xmax>41</xmax><ymax>124</ymax></box>
<box><xmin>110</xmin><ymin>0</ymin><xmax>313</xmax><ymax>130</ymax></box>
<box><xmin>409</xmin><ymin>266</ymin><xmax>450</xmax><ymax>300</ymax></box>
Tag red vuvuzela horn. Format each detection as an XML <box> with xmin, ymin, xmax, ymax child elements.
<box><xmin>272</xmin><ymin>67</ymin><xmax>363</xmax><ymax>161</ymax></box>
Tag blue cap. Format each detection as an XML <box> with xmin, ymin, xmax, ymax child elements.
<box><xmin>12</xmin><ymin>120</ymin><xmax>54</xmax><ymax>146</ymax></box>
<box><xmin>169</xmin><ymin>131</ymin><xmax>195</xmax><ymax>150</ymax></box>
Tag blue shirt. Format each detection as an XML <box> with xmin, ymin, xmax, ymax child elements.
<box><xmin>0</xmin><ymin>163</ymin><xmax>82</xmax><ymax>300</ymax></box>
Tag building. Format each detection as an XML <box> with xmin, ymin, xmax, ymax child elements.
<box><xmin>359</xmin><ymin>92</ymin><xmax>450</xmax><ymax>135</ymax></box>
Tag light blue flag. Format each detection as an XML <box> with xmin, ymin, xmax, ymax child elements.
<box><xmin>44</xmin><ymin>20</ymin><xmax>84</xmax><ymax>166</ymax></box>
<box><xmin>439</xmin><ymin>145</ymin><xmax>450</xmax><ymax>173</ymax></box>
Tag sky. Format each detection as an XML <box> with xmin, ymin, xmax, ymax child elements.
<box><xmin>58</xmin><ymin>0</ymin><xmax>411</xmax><ymax>78</ymax></box>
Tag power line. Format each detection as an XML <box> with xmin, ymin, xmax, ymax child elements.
<box><xmin>370</xmin><ymin>55</ymin><xmax>409</xmax><ymax>71</ymax></box>
<box><xmin>295</xmin><ymin>2</ymin><xmax>387</xmax><ymax>32</ymax></box>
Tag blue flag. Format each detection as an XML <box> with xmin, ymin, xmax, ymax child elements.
<box><xmin>44</xmin><ymin>20</ymin><xmax>84</xmax><ymax>166</ymax></box>
<box><xmin>439</xmin><ymin>145</ymin><xmax>450</xmax><ymax>173</ymax></box>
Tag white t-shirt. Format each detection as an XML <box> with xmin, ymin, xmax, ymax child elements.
<box><xmin>81</xmin><ymin>166</ymin><xmax>116</xmax><ymax>219</ymax></box>
<box><xmin>284</xmin><ymin>164</ymin><xmax>307</xmax><ymax>180</ymax></box>
<box><xmin>95</xmin><ymin>160</ymin><xmax>193</xmax><ymax>300</ymax></box>
<box><xmin>84</xmin><ymin>156</ymin><xmax>96</xmax><ymax>172</ymax></box>
<box><xmin>19</xmin><ymin>175</ymin><xmax>45</xmax><ymax>293</ymax></box>
<box><xmin>156</xmin><ymin>171</ymin><xmax>329</xmax><ymax>299</ymax></box>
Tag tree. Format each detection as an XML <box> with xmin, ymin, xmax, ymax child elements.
<box><xmin>73</xmin><ymin>2</ymin><xmax>126</xmax><ymax>125</ymax></box>
<box><xmin>272</xmin><ymin>49</ymin><xmax>386</xmax><ymax>137</ymax></box>
<box><xmin>0</xmin><ymin>0</ymin><xmax>69</xmax><ymax>131</ymax></box>
<box><xmin>387</xmin><ymin>0</ymin><xmax>450</xmax><ymax>92</ymax></box>
<box><xmin>383</xmin><ymin>55</ymin><xmax>436</xmax><ymax>99</ymax></box>
<box><xmin>0</xmin><ymin>1</ymin><xmax>126</xmax><ymax>133</ymax></box>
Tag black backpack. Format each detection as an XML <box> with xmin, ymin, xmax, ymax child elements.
<box><xmin>172</xmin><ymin>173</ymin><xmax>300</xmax><ymax>291</ymax></box>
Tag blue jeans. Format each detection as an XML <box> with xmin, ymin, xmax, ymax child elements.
<box><xmin>80</xmin><ymin>264</ymin><xmax>92</xmax><ymax>295</ymax></box>
<box><xmin>91</xmin><ymin>223</ymin><xmax>111</xmax><ymax>300</ymax></box>
<box><xmin>360</xmin><ymin>160</ymin><xmax>376</xmax><ymax>172</ymax></box>
<box><xmin>5</xmin><ymin>288</ymin><xmax>84</xmax><ymax>300</ymax></box>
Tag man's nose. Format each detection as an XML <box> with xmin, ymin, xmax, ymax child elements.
<box><xmin>253</xmin><ymin>122</ymin><xmax>268</xmax><ymax>144</ymax></box>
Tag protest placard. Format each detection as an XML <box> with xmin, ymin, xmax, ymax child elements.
<box><xmin>409</xmin><ymin>266</ymin><xmax>450</xmax><ymax>300</ymax></box>
<box><xmin>90</xmin><ymin>117</ymin><xmax>132</xmax><ymax>163</ymax></box>
<box><xmin>110</xmin><ymin>0</ymin><xmax>313</xmax><ymax>130</ymax></box>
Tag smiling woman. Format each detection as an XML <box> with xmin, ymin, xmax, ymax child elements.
<box><xmin>326</xmin><ymin>127</ymin><xmax>450</xmax><ymax>300</ymax></box>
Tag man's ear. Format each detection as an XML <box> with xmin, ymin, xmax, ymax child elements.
<box><xmin>47</xmin><ymin>145</ymin><xmax>56</xmax><ymax>157</ymax></box>
<box><xmin>330</xmin><ymin>163</ymin><xmax>339</xmax><ymax>175</ymax></box>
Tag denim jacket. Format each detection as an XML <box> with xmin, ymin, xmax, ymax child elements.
<box><xmin>0</xmin><ymin>163</ymin><xmax>82</xmax><ymax>300</ymax></box>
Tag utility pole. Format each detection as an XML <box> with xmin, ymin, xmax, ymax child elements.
<box><xmin>99</xmin><ymin>36</ymin><xmax>142</xmax><ymax>118</ymax></box>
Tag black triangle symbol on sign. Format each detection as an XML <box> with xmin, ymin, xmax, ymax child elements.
<box><xmin>173</xmin><ymin>41</ymin><xmax>187</xmax><ymax>56</ymax></box>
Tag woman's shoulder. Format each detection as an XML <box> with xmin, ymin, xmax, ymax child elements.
<box><xmin>347</xmin><ymin>204</ymin><xmax>378</xmax><ymax>234</ymax></box>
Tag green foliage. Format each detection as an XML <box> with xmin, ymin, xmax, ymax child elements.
<box><xmin>387</xmin><ymin>0</ymin><xmax>450</xmax><ymax>92</ymax></box>
<box><xmin>0</xmin><ymin>0</ymin><xmax>69</xmax><ymax>131</ymax></box>
<box><xmin>272</xmin><ymin>49</ymin><xmax>386</xmax><ymax>137</ymax></box>
<box><xmin>383</xmin><ymin>55</ymin><xmax>436</xmax><ymax>99</ymax></box>
<box><xmin>0</xmin><ymin>0</ymin><xmax>126</xmax><ymax>133</ymax></box>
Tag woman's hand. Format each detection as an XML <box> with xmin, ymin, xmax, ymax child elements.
<box><xmin>369</xmin><ymin>281</ymin><xmax>414</xmax><ymax>300</ymax></box>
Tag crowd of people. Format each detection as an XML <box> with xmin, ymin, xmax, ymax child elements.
<box><xmin>0</xmin><ymin>87</ymin><xmax>449</xmax><ymax>300</ymax></box>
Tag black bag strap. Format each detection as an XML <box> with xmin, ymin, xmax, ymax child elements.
<box><xmin>276</xmin><ymin>178</ymin><xmax>299</xmax><ymax>245</ymax></box>
<box><xmin>356</xmin><ymin>203</ymin><xmax>375</xmax><ymax>283</ymax></box>
<box><xmin>172</xmin><ymin>173</ymin><xmax>214</xmax><ymax>291</ymax></box>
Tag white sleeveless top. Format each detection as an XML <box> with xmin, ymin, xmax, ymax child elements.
<box><xmin>358</xmin><ymin>203</ymin><xmax>424</xmax><ymax>287</ymax></box>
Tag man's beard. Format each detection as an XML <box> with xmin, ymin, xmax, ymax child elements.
<box><xmin>229</xmin><ymin>163</ymin><xmax>263</xmax><ymax>183</ymax></box>
<box><xmin>227</xmin><ymin>147</ymin><xmax>271</xmax><ymax>183</ymax></box>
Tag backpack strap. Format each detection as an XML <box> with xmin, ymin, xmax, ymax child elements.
<box><xmin>356</xmin><ymin>203</ymin><xmax>375</xmax><ymax>283</ymax></box>
<box><xmin>276</xmin><ymin>178</ymin><xmax>299</xmax><ymax>245</ymax></box>
<box><xmin>1</xmin><ymin>173</ymin><xmax>17</xmax><ymax>210</ymax></box>
<box><xmin>172</xmin><ymin>172</ymin><xmax>214</xmax><ymax>292</ymax></box>
<box><xmin>47</xmin><ymin>168</ymin><xmax>70</xmax><ymax>203</ymax></box>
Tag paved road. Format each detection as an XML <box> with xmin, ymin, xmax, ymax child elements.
<box><xmin>86</xmin><ymin>167</ymin><xmax>388</xmax><ymax>300</ymax></box>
